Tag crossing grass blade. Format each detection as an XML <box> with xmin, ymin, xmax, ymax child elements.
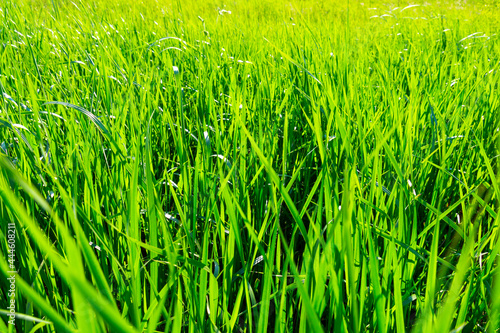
<box><xmin>43</xmin><ymin>101</ymin><xmax>109</xmax><ymax>135</ymax></box>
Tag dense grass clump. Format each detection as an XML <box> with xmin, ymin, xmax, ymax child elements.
<box><xmin>0</xmin><ymin>0</ymin><xmax>499</xmax><ymax>332</ymax></box>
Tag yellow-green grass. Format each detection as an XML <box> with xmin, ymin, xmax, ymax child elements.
<box><xmin>0</xmin><ymin>0</ymin><xmax>499</xmax><ymax>332</ymax></box>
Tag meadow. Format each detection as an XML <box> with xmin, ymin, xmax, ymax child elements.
<box><xmin>0</xmin><ymin>0</ymin><xmax>499</xmax><ymax>332</ymax></box>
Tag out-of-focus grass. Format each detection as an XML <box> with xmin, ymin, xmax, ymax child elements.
<box><xmin>0</xmin><ymin>0</ymin><xmax>499</xmax><ymax>332</ymax></box>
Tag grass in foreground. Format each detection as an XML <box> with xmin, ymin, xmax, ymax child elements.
<box><xmin>0</xmin><ymin>0</ymin><xmax>500</xmax><ymax>332</ymax></box>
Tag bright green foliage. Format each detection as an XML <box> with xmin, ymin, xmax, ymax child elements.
<box><xmin>0</xmin><ymin>0</ymin><xmax>499</xmax><ymax>332</ymax></box>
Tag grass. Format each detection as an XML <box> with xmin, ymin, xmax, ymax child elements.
<box><xmin>0</xmin><ymin>0</ymin><xmax>499</xmax><ymax>331</ymax></box>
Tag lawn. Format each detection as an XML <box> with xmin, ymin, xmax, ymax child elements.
<box><xmin>0</xmin><ymin>0</ymin><xmax>499</xmax><ymax>332</ymax></box>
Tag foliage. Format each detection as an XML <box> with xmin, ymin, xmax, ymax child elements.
<box><xmin>0</xmin><ymin>0</ymin><xmax>499</xmax><ymax>332</ymax></box>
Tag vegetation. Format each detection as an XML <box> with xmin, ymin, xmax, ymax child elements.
<box><xmin>0</xmin><ymin>0</ymin><xmax>499</xmax><ymax>331</ymax></box>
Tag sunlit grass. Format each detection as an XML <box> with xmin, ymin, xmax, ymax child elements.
<box><xmin>0</xmin><ymin>0</ymin><xmax>499</xmax><ymax>332</ymax></box>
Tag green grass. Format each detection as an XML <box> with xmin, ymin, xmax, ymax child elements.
<box><xmin>0</xmin><ymin>0</ymin><xmax>499</xmax><ymax>331</ymax></box>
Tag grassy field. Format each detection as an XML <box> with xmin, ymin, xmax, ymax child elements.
<box><xmin>0</xmin><ymin>0</ymin><xmax>499</xmax><ymax>332</ymax></box>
